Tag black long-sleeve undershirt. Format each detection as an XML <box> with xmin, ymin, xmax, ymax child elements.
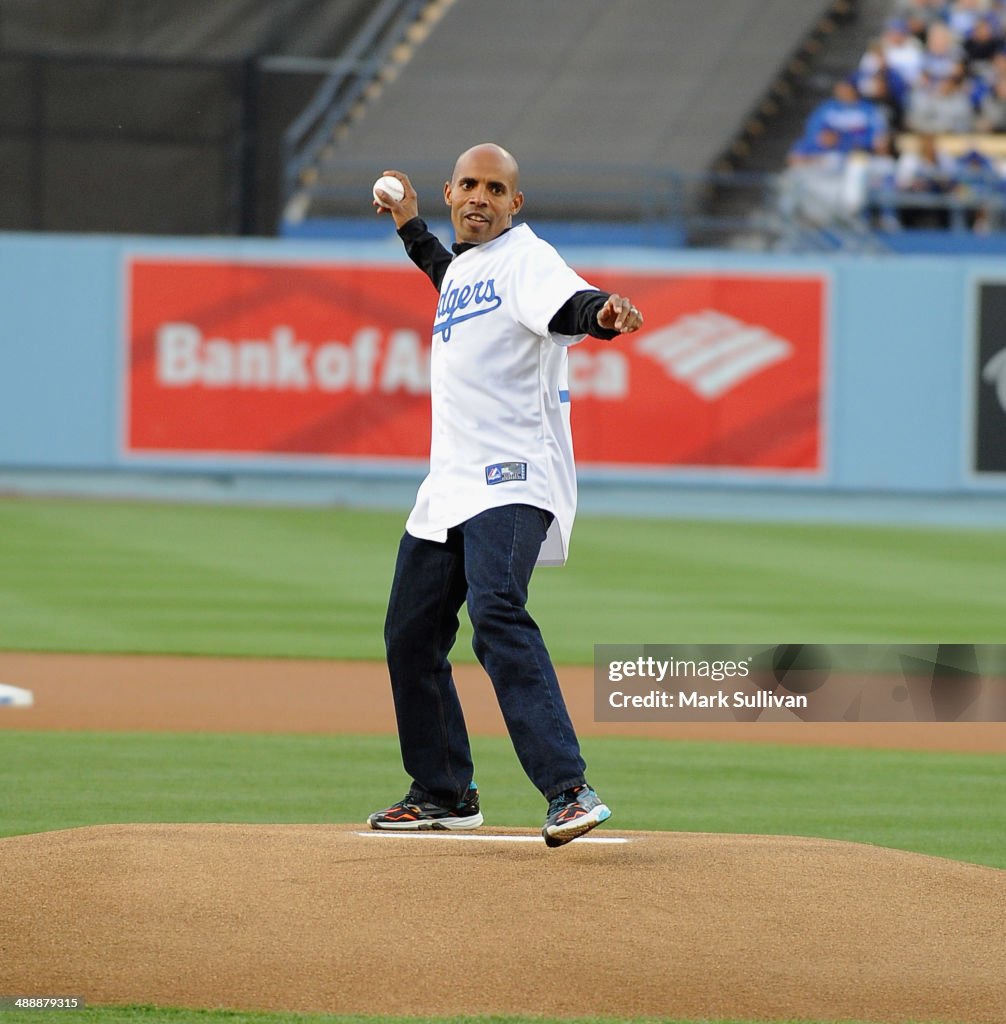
<box><xmin>397</xmin><ymin>217</ymin><xmax>619</xmax><ymax>340</ymax></box>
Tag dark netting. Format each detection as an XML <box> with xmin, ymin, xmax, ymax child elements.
<box><xmin>0</xmin><ymin>0</ymin><xmax>375</xmax><ymax>232</ymax></box>
<box><xmin>0</xmin><ymin>0</ymin><xmax>373</xmax><ymax>58</ymax></box>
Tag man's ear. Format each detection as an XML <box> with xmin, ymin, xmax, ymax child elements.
<box><xmin>511</xmin><ymin>191</ymin><xmax>525</xmax><ymax>215</ymax></box>
<box><xmin>443</xmin><ymin>181</ymin><xmax>452</xmax><ymax>206</ymax></box>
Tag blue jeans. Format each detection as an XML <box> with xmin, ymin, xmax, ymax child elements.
<box><xmin>384</xmin><ymin>503</ymin><xmax>587</xmax><ymax>807</ymax></box>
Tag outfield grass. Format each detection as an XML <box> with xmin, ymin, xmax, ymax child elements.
<box><xmin>1</xmin><ymin>497</ymin><xmax>1005</xmax><ymax>662</ymax></box>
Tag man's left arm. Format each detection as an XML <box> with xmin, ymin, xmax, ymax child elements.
<box><xmin>549</xmin><ymin>290</ymin><xmax>643</xmax><ymax>339</ymax></box>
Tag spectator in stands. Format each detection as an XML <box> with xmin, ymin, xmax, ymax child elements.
<box><xmin>963</xmin><ymin>13</ymin><xmax>1005</xmax><ymax>77</ymax></box>
<box><xmin>895</xmin><ymin>133</ymin><xmax>959</xmax><ymax>226</ymax></box>
<box><xmin>907</xmin><ymin>67</ymin><xmax>978</xmax><ymax>133</ymax></box>
<box><xmin>782</xmin><ymin>79</ymin><xmax>892</xmax><ymax>229</ymax></box>
<box><xmin>782</xmin><ymin>128</ymin><xmax>852</xmax><ymax>226</ymax></box>
<box><xmin>954</xmin><ymin>146</ymin><xmax>1001</xmax><ymax>190</ymax></box>
<box><xmin>801</xmin><ymin>78</ymin><xmax>887</xmax><ymax>154</ymax></box>
<box><xmin>857</xmin><ymin>43</ymin><xmax>911</xmax><ymax>132</ymax></box>
<box><xmin>788</xmin><ymin>127</ymin><xmax>844</xmax><ymax>162</ymax></box>
<box><xmin>976</xmin><ymin>68</ymin><xmax>1006</xmax><ymax>128</ymax></box>
<box><xmin>949</xmin><ymin>0</ymin><xmax>989</xmax><ymax>39</ymax></box>
<box><xmin>968</xmin><ymin>44</ymin><xmax>1006</xmax><ymax>109</ymax></box>
<box><xmin>921</xmin><ymin>21</ymin><xmax>966</xmax><ymax>81</ymax></box>
<box><xmin>984</xmin><ymin>45</ymin><xmax>1006</xmax><ymax>87</ymax></box>
<box><xmin>895</xmin><ymin>0</ymin><xmax>949</xmax><ymax>41</ymax></box>
<box><xmin>844</xmin><ymin>132</ymin><xmax>902</xmax><ymax>229</ymax></box>
<box><xmin>953</xmin><ymin>146</ymin><xmax>1006</xmax><ymax>229</ymax></box>
<box><xmin>880</xmin><ymin>17</ymin><xmax>926</xmax><ymax>84</ymax></box>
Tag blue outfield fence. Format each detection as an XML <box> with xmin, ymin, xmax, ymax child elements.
<box><xmin>2</xmin><ymin>229</ymin><xmax>1006</xmax><ymax>498</ymax></box>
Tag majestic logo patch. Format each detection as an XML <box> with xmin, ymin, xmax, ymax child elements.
<box><xmin>434</xmin><ymin>277</ymin><xmax>502</xmax><ymax>342</ymax></box>
<box><xmin>485</xmin><ymin>461</ymin><xmax>527</xmax><ymax>485</ymax></box>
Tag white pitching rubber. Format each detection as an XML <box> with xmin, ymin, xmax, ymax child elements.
<box><xmin>355</xmin><ymin>831</ymin><xmax>629</xmax><ymax>844</ymax></box>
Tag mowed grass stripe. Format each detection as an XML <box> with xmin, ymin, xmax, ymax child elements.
<box><xmin>0</xmin><ymin>499</ymin><xmax>393</xmax><ymax>658</ymax></box>
<box><xmin>1</xmin><ymin>497</ymin><xmax>1005</xmax><ymax>660</ymax></box>
<box><xmin>0</xmin><ymin>1008</ymin><xmax>913</xmax><ymax>1024</ymax></box>
<box><xmin>1</xmin><ymin>732</ymin><xmax>1002</xmax><ymax>869</ymax></box>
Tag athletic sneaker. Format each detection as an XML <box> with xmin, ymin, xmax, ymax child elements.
<box><xmin>542</xmin><ymin>784</ymin><xmax>611</xmax><ymax>847</ymax></box>
<box><xmin>368</xmin><ymin>782</ymin><xmax>483</xmax><ymax>831</ymax></box>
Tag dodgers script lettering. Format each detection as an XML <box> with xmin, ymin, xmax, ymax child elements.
<box><xmin>433</xmin><ymin>278</ymin><xmax>502</xmax><ymax>341</ymax></box>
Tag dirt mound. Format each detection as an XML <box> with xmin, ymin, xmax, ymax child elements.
<box><xmin>2</xmin><ymin>824</ymin><xmax>1003</xmax><ymax>1023</ymax></box>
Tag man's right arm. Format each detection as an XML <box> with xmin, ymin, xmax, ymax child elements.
<box><xmin>398</xmin><ymin>217</ymin><xmax>453</xmax><ymax>292</ymax></box>
<box><xmin>373</xmin><ymin>169</ymin><xmax>450</xmax><ymax>291</ymax></box>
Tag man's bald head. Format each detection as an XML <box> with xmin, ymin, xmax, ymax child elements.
<box><xmin>451</xmin><ymin>143</ymin><xmax>520</xmax><ymax>191</ymax></box>
<box><xmin>444</xmin><ymin>142</ymin><xmax>524</xmax><ymax>244</ymax></box>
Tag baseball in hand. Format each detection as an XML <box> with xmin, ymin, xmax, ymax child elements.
<box><xmin>373</xmin><ymin>175</ymin><xmax>405</xmax><ymax>207</ymax></box>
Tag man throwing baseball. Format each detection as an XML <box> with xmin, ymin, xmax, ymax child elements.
<box><xmin>368</xmin><ymin>143</ymin><xmax>643</xmax><ymax>847</ymax></box>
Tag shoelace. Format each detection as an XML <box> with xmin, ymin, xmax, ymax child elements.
<box><xmin>547</xmin><ymin>787</ymin><xmax>583</xmax><ymax>815</ymax></box>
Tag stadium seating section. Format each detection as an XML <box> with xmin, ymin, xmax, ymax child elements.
<box><xmin>299</xmin><ymin>0</ymin><xmax>841</xmax><ymax>221</ymax></box>
<box><xmin>785</xmin><ymin>0</ymin><xmax>1006</xmax><ymax>238</ymax></box>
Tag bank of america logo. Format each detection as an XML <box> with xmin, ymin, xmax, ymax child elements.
<box><xmin>637</xmin><ymin>310</ymin><xmax>792</xmax><ymax>399</ymax></box>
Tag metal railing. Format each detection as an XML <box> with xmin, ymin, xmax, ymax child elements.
<box><xmin>277</xmin><ymin>155</ymin><xmax>903</xmax><ymax>253</ymax></box>
<box><xmin>865</xmin><ymin>189</ymin><xmax>1006</xmax><ymax>233</ymax></box>
<box><xmin>280</xmin><ymin>0</ymin><xmax>426</xmax><ymax>219</ymax></box>
<box><xmin>280</xmin><ymin>141</ymin><xmax>1006</xmax><ymax>253</ymax></box>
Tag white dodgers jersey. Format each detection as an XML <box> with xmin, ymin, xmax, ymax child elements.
<box><xmin>405</xmin><ymin>223</ymin><xmax>595</xmax><ymax>566</ymax></box>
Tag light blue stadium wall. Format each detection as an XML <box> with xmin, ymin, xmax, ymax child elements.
<box><xmin>0</xmin><ymin>230</ymin><xmax>1003</xmax><ymax>494</ymax></box>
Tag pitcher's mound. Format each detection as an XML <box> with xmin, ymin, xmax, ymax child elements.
<box><xmin>2</xmin><ymin>824</ymin><xmax>1003</xmax><ymax>1023</ymax></box>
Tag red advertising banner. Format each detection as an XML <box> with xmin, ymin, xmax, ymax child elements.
<box><xmin>124</xmin><ymin>257</ymin><xmax>825</xmax><ymax>471</ymax></box>
<box><xmin>572</xmin><ymin>270</ymin><xmax>826</xmax><ymax>471</ymax></box>
<box><xmin>126</xmin><ymin>258</ymin><xmax>436</xmax><ymax>459</ymax></box>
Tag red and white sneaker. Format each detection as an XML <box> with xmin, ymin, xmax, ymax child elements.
<box><xmin>368</xmin><ymin>783</ymin><xmax>483</xmax><ymax>831</ymax></box>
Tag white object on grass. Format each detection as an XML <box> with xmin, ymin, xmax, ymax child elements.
<box><xmin>0</xmin><ymin>684</ymin><xmax>34</xmax><ymax>707</ymax></box>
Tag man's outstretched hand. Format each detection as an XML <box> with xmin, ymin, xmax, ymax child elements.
<box><xmin>597</xmin><ymin>294</ymin><xmax>643</xmax><ymax>334</ymax></box>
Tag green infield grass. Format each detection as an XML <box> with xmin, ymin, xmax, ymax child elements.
<box><xmin>1</xmin><ymin>731</ymin><xmax>1001</xmax><ymax>869</ymax></box>
<box><xmin>1</xmin><ymin>497</ymin><xmax>1005</xmax><ymax>662</ymax></box>
<box><xmin>0</xmin><ymin>1009</ymin><xmax>938</xmax><ymax>1024</ymax></box>
<box><xmin>0</xmin><ymin>1010</ymin><xmax>953</xmax><ymax>1024</ymax></box>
